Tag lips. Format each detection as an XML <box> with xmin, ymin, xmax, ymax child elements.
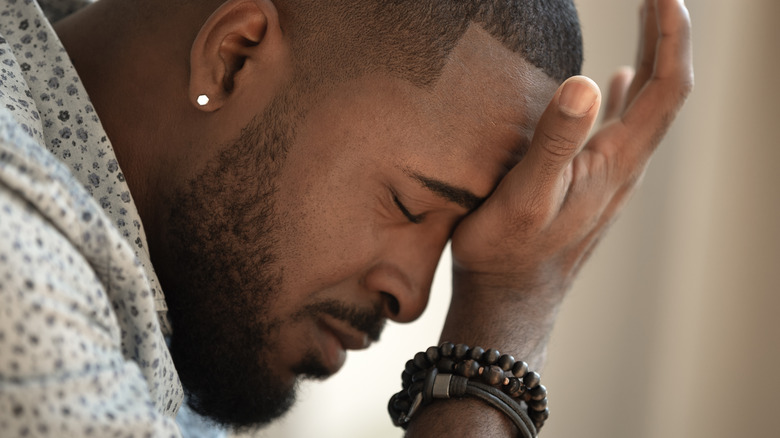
<box><xmin>315</xmin><ymin>316</ymin><xmax>371</xmax><ymax>374</ymax></box>
<box><xmin>322</xmin><ymin>316</ymin><xmax>371</xmax><ymax>351</ymax></box>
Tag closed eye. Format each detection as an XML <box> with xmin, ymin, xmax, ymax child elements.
<box><xmin>392</xmin><ymin>194</ymin><xmax>424</xmax><ymax>224</ymax></box>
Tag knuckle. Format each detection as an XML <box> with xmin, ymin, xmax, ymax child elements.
<box><xmin>540</xmin><ymin>131</ymin><xmax>577</xmax><ymax>159</ymax></box>
<box><xmin>680</xmin><ymin>73</ymin><xmax>695</xmax><ymax>97</ymax></box>
<box><xmin>590</xmin><ymin>138</ymin><xmax>632</xmax><ymax>184</ymax></box>
<box><xmin>590</xmin><ymin>129</ymin><xmax>623</xmax><ymax>157</ymax></box>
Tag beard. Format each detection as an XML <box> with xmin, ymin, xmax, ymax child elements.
<box><xmin>161</xmin><ymin>91</ymin><xmax>296</xmax><ymax>430</ymax></box>
<box><xmin>156</xmin><ymin>90</ymin><xmax>386</xmax><ymax>431</ymax></box>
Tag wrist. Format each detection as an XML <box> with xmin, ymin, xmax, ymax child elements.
<box><xmin>391</xmin><ymin>343</ymin><xmax>550</xmax><ymax>437</ymax></box>
<box><xmin>405</xmin><ymin>397</ymin><xmax>517</xmax><ymax>437</ymax></box>
<box><xmin>444</xmin><ymin>269</ymin><xmax>564</xmax><ymax>369</ymax></box>
<box><xmin>452</xmin><ymin>263</ymin><xmax>570</xmax><ymax>302</ymax></box>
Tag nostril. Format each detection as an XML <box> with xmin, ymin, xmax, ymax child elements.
<box><xmin>381</xmin><ymin>292</ymin><xmax>400</xmax><ymax>316</ymax></box>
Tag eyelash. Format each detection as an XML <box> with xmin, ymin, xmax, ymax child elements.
<box><xmin>392</xmin><ymin>194</ymin><xmax>424</xmax><ymax>224</ymax></box>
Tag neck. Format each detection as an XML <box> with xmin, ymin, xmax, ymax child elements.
<box><xmin>53</xmin><ymin>0</ymin><xmax>203</xmax><ymax>236</ymax></box>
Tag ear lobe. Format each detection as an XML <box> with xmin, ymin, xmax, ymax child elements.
<box><xmin>189</xmin><ymin>0</ymin><xmax>277</xmax><ymax>111</ymax></box>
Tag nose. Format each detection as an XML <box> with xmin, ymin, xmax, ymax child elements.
<box><xmin>363</xmin><ymin>228</ymin><xmax>448</xmax><ymax>323</ymax></box>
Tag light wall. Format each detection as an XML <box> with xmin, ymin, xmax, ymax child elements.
<box><xmin>238</xmin><ymin>1</ymin><xmax>780</xmax><ymax>437</ymax></box>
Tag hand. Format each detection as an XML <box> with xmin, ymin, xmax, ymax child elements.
<box><xmin>406</xmin><ymin>2</ymin><xmax>692</xmax><ymax>435</ymax></box>
<box><xmin>451</xmin><ymin>0</ymin><xmax>693</xmax><ymax>304</ymax></box>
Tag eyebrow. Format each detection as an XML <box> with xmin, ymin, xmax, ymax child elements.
<box><xmin>405</xmin><ymin>169</ymin><xmax>486</xmax><ymax>212</ymax></box>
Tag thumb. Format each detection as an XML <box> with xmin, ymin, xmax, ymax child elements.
<box><xmin>520</xmin><ymin>76</ymin><xmax>601</xmax><ymax>189</ymax></box>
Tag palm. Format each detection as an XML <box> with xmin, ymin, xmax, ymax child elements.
<box><xmin>451</xmin><ymin>0</ymin><xmax>692</xmax><ymax>293</ymax></box>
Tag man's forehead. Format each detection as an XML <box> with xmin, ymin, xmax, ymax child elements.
<box><xmin>437</xmin><ymin>25</ymin><xmax>558</xmax><ymax>141</ymax></box>
<box><xmin>286</xmin><ymin>25</ymin><xmax>560</xmax><ymax>199</ymax></box>
<box><xmin>420</xmin><ymin>25</ymin><xmax>560</xmax><ymax>192</ymax></box>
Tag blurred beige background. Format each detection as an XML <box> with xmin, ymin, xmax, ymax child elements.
<box><xmin>237</xmin><ymin>0</ymin><xmax>780</xmax><ymax>437</ymax></box>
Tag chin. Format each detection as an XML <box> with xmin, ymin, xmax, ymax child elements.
<box><xmin>169</xmin><ymin>317</ymin><xmax>341</xmax><ymax>430</ymax></box>
<box><xmin>173</xmin><ymin>341</ymin><xmax>300</xmax><ymax>430</ymax></box>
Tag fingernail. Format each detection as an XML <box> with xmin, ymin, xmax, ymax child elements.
<box><xmin>559</xmin><ymin>77</ymin><xmax>598</xmax><ymax>117</ymax></box>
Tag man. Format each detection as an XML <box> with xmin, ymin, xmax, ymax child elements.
<box><xmin>0</xmin><ymin>0</ymin><xmax>692</xmax><ymax>436</ymax></box>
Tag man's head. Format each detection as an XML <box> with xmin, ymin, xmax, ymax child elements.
<box><xmin>275</xmin><ymin>0</ymin><xmax>582</xmax><ymax>88</ymax></box>
<box><xmin>107</xmin><ymin>0</ymin><xmax>581</xmax><ymax>430</ymax></box>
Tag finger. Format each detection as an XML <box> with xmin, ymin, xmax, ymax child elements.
<box><xmin>508</xmin><ymin>76</ymin><xmax>601</xmax><ymax>208</ymax></box>
<box><xmin>620</xmin><ymin>0</ymin><xmax>693</xmax><ymax>160</ymax></box>
<box><xmin>626</xmin><ymin>0</ymin><xmax>659</xmax><ymax>106</ymax></box>
<box><xmin>650</xmin><ymin>0</ymin><xmax>693</xmax><ymax>82</ymax></box>
<box><xmin>590</xmin><ymin>0</ymin><xmax>691</xmax><ymax>176</ymax></box>
<box><xmin>603</xmin><ymin>67</ymin><xmax>635</xmax><ymax>121</ymax></box>
<box><xmin>568</xmin><ymin>173</ymin><xmax>643</xmax><ymax>274</ymax></box>
<box><xmin>556</xmin><ymin>158</ymin><xmax>644</xmax><ymax>276</ymax></box>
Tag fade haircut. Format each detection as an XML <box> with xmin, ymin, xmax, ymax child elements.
<box><xmin>276</xmin><ymin>0</ymin><xmax>583</xmax><ymax>89</ymax></box>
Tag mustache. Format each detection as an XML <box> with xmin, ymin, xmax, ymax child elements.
<box><xmin>296</xmin><ymin>299</ymin><xmax>386</xmax><ymax>342</ymax></box>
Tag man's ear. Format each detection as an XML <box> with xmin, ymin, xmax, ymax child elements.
<box><xmin>189</xmin><ymin>0</ymin><xmax>282</xmax><ymax>111</ymax></box>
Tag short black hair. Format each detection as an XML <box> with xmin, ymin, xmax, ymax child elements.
<box><xmin>277</xmin><ymin>0</ymin><xmax>582</xmax><ymax>88</ymax></box>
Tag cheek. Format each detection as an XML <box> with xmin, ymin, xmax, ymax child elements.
<box><xmin>273</xmin><ymin>164</ymin><xmax>379</xmax><ymax>294</ymax></box>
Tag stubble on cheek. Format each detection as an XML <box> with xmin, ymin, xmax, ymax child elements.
<box><xmin>159</xmin><ymin>106</ymin><xmax>301</xmax><ymax>428</ymax></box>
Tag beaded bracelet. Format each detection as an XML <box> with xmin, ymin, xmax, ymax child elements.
<box><xmin>387</xmin><ymin>343</ymin><xmax>549</xmax><ymax>438</ymax></box>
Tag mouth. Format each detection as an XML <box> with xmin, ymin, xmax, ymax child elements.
<box><xmin>315</xmin><ymin>316</ymin><xmax>371</xmax><ymax>374</ymax></box>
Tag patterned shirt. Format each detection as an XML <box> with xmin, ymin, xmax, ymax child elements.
<box><xmin>0</xmin><ymin>0</ymin><xmax>186</xmax><ymax>436</ymax></box>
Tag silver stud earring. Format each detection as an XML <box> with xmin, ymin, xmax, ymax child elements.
<box><xmin>197</xmin><ymin>94</ymin><xmax>210</xmax><ymax>106</ymax></box>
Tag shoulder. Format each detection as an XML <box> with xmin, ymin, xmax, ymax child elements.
<box><xmin>0</xmin><ymin>119</ymin><xmax>183</xmax><ymax>437</ymax></box>
<box><xmin>0</xmin><ymin>109</ymin><xmax>123</xmax><ymax>375</ymax></box>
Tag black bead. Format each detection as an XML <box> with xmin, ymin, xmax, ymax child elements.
<box><xmin>482</xmin><ymin>348</ymin><xmax>501</xmax><ymax>365</ymax></box>
<box><xmin>512</xmin><ymin>361</ymin><xmax>529</xmax><ymax>378</ymax></box>
<box><xmin>523</xmin><ymin>371</ymin><xmax>541</xmax><ymax>389</ymax></box>
<box><xmin>439</xmin><ymin>342</ymin><xmax>455</xmax><ymax>358</ymax></box>
<box><xmin>393</xmin><ymin>398</ymin><xmax>411</xmax><ymax>413</ymax></box>
<box><xmin>405</xmin><ymin>359</ymin><xmax>418</xmax><ymax>374</ymax></box>
<box><xmin>425</xmin><ymin>346</ymin><xmax>440</xmax><ymax>364</ymax></box>
<box><xmin>388</xmin><ymin>395</ymin><xmax>403</xmax><ymax>423</ymax></box>
<box><xmin>529</xmin><ymin>384</ymin><xmax>547</xmax><ymax>401</ymax></box>
<box><xmin>482</xmin><ymin>365</ymin><xmax>504</xmax><ymax>386</ymax></box>
<box><xmin>388</xmin><ymin>395</ymin><xmax>398</xmax><ymax>416</ymax></box>
<box><xmin>411</xmin><ymin>370</ymin><xmax>427</xmax><ymax>383</ymax></box>
<box><xmin>453</xmin><ymin>343</ymin><xmax>470</xmax><ymax>360</ymax></box>
<box><xmin>529</xmin><ymin>407</ymin><xmax>550</xmax><ymax>426</ymax></box>
<box><xmin>401</xmin><ymin>370</ymin><xmax>412</xmax><ymax>387</ymax></box>
<box><xmin>498</xmin><ymin>354</ymin><xmax>515</xmax><ymax>371</ymax></box>
<box><xmin>413</xmin><ymin>351</ymin><xmax>431</xmax><ymax>370</ymax></box>
<box><xmin>455</xmin><ymin>359</ymin><xmax>480</xmax><ymax>379</ymax></box>
<box><xmin>469</xmin><ymin>346</ymin><xmax>485</xmax><ymax>361</ymax></box>
<box><xmin>436</xmin><ymin>358</ymin><xmax>456</xmax><ymax>373</ymax></box>
<box><xmin>505</xmin><ymin>377</ymin><xmax>523</xmax><ymax>397</ymax></box>
<box><xmin>529</xmin><ymin>397</ymin><xmax>548</xmax><ymax>412</ymax></box>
